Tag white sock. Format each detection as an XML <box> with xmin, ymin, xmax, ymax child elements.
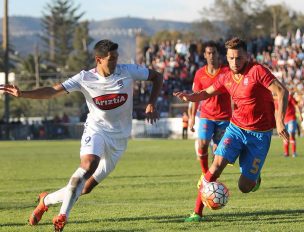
<box><xmin>59</xmin><ymin>167</ymin><xmax>87</xmax><ymax>218</ymax></box>
<box><xmin>44</xmin><ymin>187</ymin><xmax>66</xmax><ymax>206</ymax></box>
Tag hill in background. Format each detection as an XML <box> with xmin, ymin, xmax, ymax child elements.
<box><xmin>0</xmin><ymin>16</ymin><xmax>193</xmax><ymax>62</ymax></box>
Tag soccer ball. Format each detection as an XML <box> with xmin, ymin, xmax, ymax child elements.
<box><xmin>201</xmin><ymin>181</ymin><xmax>229</xmax><ymax>210</ymax></box>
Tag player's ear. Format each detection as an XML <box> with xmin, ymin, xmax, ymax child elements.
<box><xmin>95</xmin><ymin>56</ymin><xmax>102</xmax><ymax>64</ymax></box>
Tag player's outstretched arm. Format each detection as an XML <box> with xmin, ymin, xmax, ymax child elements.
<box><xmin>173</xmin><ymin>85</ymin><xmax>219</xmax><ymax>102</ymax></box>
<box><xmin>268</xmin><ymin>79</ymin><xmax>289</xmax><ymax>141</ymax></box>
<box><xmin>145</xmin><ymin>69</ymin><xmax>163</xmax><ymax>124</ymax></box>
<box><xmin>0</xmin><ymin>84</ymin><xmax>67</xmax><ymax>99</ymax></box>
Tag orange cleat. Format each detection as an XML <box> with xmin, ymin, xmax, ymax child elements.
<box><xmin>53</xmin><ymin>214</ymin><xmax>67</xmax><ymax>232</ymax></box>
<box><xmin>29</xmin><ymin>192</ymin><xmax>49</xmax><ymax>225</ymax></box>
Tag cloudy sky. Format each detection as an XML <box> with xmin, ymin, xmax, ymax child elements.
<box><xmin>1</xmin><ymin>0</ymin><xmax>304</xmax><ymax>22</ymax></box>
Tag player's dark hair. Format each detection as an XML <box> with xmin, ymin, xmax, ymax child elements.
<box><xmin>94</xmin><ymin>39</ymin><xmax>118</xmax><ymax>57</ymax></box>
<box><xmin>203</xmin><ymin>40</ymin><xmax>219</xmax><ymax>52</ymax></box>
<box><xmin>225</xmin><ymin>37</ymin><xmax>247</xmax><ymax>51</ymax></box>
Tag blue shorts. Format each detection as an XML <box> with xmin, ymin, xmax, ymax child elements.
<box><xmin>198</xmin><ymin>118</ymin><xmax>229</xmax><ymax>144</ymax></box>
<box><xmin>285</xmin><ymin>120</ymin><xmax>297</xmax><ymax>134</ymax></box>
<box><xmin>214</xmin><ymin>123</ymin><xmax>272</xmax><ymax>181</ymax></box>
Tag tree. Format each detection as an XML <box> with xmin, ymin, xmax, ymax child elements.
<box><xmin>199</xmin><ymin>0</ymin><xmax>266</xmax><ymax>38</ymax></box>
<box><xmin>41</xmin><ymin>0</ymin><xmax>84</xmax><ymax>70</ymax></box>
<box><xmin>198</xmin><ymin>0</ymin><xmax>304</xmax><ymax>39</ymax></box>
<box><xmin>66</xmin><ymin>21</ymin><xmax>93</xmax><ymax>71</ymax></box>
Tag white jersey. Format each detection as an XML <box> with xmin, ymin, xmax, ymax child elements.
<box><xmin>62</xmin><ymin>64</ymin><xmax>149</xmax><ymax>138</ymax></box>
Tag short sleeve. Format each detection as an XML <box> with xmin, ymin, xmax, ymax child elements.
<box><xmin>212</xmin><ymin>73</ymin><xmax>227</xmax><ymax>93</ymax></box>
<box><xmin>61</xmin><ymin>72</ymin><xmax>82</xmax><ymax>93</ymax></box>
<box><xmin>192</xmin><ymin>70</ymin><xmax>203</xmax><ymax>92</ymax></box>
<box><xmin>256</xmin><ymin>65</ymin><xmax>275</xmax><ymax>88</ymax></box>
<box><xmin>125</xmin><ymin>64</ymin><xmax>149</xmax><ymax>81</ymax></box>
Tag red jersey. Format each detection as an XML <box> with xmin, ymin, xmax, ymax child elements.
<box><xmin>284</xmin><ymin>95</ymin><xmax>297</xmax><ymax>123</ymax></box>
<box><xmin>213</xmin><ymin>62</ymin><xmax>275</xmax><ymax>131</ymax></box>
<box><xmin>193</xmin><ymin>65</ymin><xmax>231</xmax><ymax>121</ymax></box>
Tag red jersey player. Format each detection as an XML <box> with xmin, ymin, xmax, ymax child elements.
<box><xmin>276</xmin><ymin>92</ymin><xmax>303</xmax><ymax>157</ymax></box>
<box><xmin>174</xmin><ymin>37</ymin><xmax>289</xmax><ymax>221</ymax></box>
<box><xmin>190</xmin><ymin>41</ymin><xmax>231</xmax><ymax>173</ymax></box>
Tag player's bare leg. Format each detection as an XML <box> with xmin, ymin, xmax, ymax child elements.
<box><xmin>238</xmin><ymin>174</ymin><xmax>260</xmax><ymax>193</ymax></box>
<box><xmin>203</xmin><ymin>155</ymin><xmax>229</xmax><ymax>188</ymax></box>
<box><xmin>82</xmin><ymin>176</ymin><xmax>99</xmax><ymax>194</ymax></box>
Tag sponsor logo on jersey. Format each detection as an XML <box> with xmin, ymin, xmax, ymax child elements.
<box><xmin>93</xmin><ymin>93</ymin><xmax>128</xmax><ymax>110</ymax></box>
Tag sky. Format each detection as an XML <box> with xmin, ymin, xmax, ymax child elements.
<box><xmin>1</xmin><ymin>0</ymin><xmax>304</xmax><ymax>22</ymax></box>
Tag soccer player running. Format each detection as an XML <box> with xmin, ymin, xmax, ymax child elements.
<box><xmin>0</xmin><ymin>40</ymin><xmax>163</xmax><ymax>231</ymax></box>
<box><xmin>174</xmin><ymin>37</ymin><xmax>289</xmax><ymax>219</ymax></box>
<box><xmin>190</xmin><ymin>41</ymin><xmax>232</xmax><ymax>172</ymax></box>
<box><xmin>185</xmin><ymin>41</ymin><xmax>232</xmax><ymax>222</ymax></box>
<box><xmin>277</xmin><ymin>90</ymin><xmax>303</xmax><ymax>157</ymax></box>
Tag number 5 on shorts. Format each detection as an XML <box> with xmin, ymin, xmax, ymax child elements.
<box><xmin>250</xmin><ymin>158</ymin><xmax>261</xmax><ymax>174</ymax></box>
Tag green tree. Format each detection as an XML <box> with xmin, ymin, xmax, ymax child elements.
<box><xmin>41</xmin><ymin>0</ymin><xmax>84</xmax><ymax>70</ymax></box>
<box><xmin>200</xmin><ymin>0</ymin><xmax>266</xmax><ymax>38</ymax></box>
<box><xmin>151</xmin><ymin>30</ymin><xmax>196</xmax><ymax>43</ymax></box>
<box><xmin>192</xmin><ymin>20</ymin><xmax>222</xmax><ymax>40</ymax></box>
<box><xmin>66</xmin><ymin>21</ymin><xmax>93</xmax><ymax>71</ymax></box>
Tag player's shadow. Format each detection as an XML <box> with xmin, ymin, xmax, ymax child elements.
<box><xmin>171</xmin><ymin>209</ymin><xmax>304</xmax><ymax>224</ymax></box>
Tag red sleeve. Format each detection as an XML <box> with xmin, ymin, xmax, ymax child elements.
<box><xmin>212</xmin><ymin>72</ymin><xmax>228</xmax><ymax>93</ymax></box>
<box><xmin>192</xmin><ymin>69</ymin><xmax>203</xmax><ymax>92</ymax></box>
<box><xmin>256</xmin><ymin>64</ymin><xmax>275</xmax><ymax>87</ymax></box>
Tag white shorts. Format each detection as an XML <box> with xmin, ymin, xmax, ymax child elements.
<box><xmin>80</xmin><ymin>123</ymin><xmax>128</xmax><ymax>183</ymax></box>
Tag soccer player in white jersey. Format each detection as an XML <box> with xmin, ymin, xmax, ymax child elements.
<box><xmin>0</xmin><ymin>39</ymin><xmax>163</xmax><ymax>231</ymax></box>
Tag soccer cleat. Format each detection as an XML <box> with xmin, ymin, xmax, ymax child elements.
<box><xmin>184</xmin><ymin>212</ymin><xmax>202</xmax><ymax>222</ymax></box>
<box><xmin>53</xmin><ymin>214</ymin><xmax>67</xmax><ymax>232</ymax></box>
<box><xmin>251</xmin><ymin>175</ymin><xmax>262</xmax><ymax>192</ymax></box>
<box><xmin>292</xmin><ymin>153</ymin><xmax>297</xmax><ymax>158</ymax></box>
<box><xmin>283</xmin><ymin>154</ymin><xmax>289</xmax><ymax>157</ymax></box>
<box><xmin>29</xmin><ymin>192</ymin><xmax>48</xmax><ymax>225</ymax></box>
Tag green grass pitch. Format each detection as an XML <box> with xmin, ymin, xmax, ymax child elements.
<box><xmin>0</xmin><ymin>137</ymin><xmax>303</xmax><ymax>232</ymax></box>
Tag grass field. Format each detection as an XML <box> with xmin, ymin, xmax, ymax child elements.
<box><xmin>0</xmin><ymin>137</ymin><xmax>303</xmax><ymax>232</ymax></box>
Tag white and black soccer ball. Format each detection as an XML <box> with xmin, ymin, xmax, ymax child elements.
<box><xmin>201</xmin><ymin>181</ymin><xmax>229</xmax><ymax>210</ymax></box>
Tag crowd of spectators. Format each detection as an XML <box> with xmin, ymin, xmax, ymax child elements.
<box><xmin>252</xmin><ymin>30</ymin><xmax>304</xmax><ymax>110</ymax></box>
<box><xmin>135</xmin><ymin>30</ymin><xmax>304</xmax><ymax>119</ymax></box>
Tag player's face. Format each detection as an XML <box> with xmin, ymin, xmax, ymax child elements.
<box><xmin>97</xmin><ymin>50</ymin><xmax>119</xmax><ymax>75</ymax></box>
<box><xmin>204</xmin><ymin>47</ymin><xmax>219</xmax><ymax>66</ymax></box>
<box><xmin>226</xmin><ymin>48</ymin><xmax>248</xmax><ymax>74</ymax></box>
